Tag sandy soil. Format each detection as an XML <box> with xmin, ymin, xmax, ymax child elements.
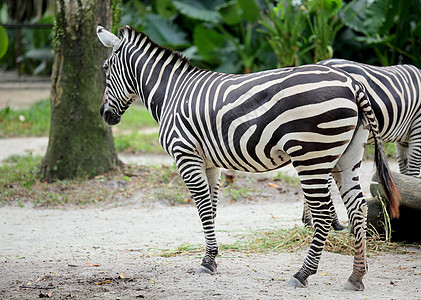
<box><xmin>1</xmin><ymin>75</ymin><xmax>420</xmax><ymax>299</ymax></box>
<box><xmin>1</xmin><ymin>202</ymin><xmax>420</xmax><ymax>299</ymax></box>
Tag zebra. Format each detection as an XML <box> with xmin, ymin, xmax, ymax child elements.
<box><xmin>96</xmin><ymin>25</ymin><xmax>400</xmax><ymax>291</ymax></box>
<box><xmin>303</xmin><ymin>58</ymin><xmax>421</xmax><ymax>229</ymax></box>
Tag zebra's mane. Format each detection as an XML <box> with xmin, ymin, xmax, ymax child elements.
<box><xmin>117</xmin><ymin>26</ymin><xmax>192</xmax><ymax>67</ymax></box>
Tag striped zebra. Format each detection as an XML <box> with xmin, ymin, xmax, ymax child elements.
<box><xmin>96</xmin><ymin>26</ymin><xmax>400</xmax><ymax>291</ymax></box>
<box><xmin>303</xmin><ymin>59</ymin><xmax>421</xmax><ymax>229</ymax></box>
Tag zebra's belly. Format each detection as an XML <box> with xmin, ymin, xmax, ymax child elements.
<box><xmin>202</xmin><ymin>141</ymin><xmax>292</xmax><ymax>173</ymax></box>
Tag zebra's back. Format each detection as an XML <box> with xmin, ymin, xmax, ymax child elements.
<box><xmin>162</xmin><ymin>64</ymin><xmax>360</xmax><ymax>174</ymax></box>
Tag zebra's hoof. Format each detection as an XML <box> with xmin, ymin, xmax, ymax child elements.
<box><xmin>287</xmin><ymin>276</ymin><xmax>308</xmax><ymax>288</ymax></box>
<box><xmin>332</xmin><ymin>221</ymin><xmax>346</xmax><ymax>231</ymax></box>
<box><xmin>345</xmin><ymin>278</ymin><xmax>364</xmax><ymax>291</ymax></box>
<box><xmin>196</xmin><ymin>265</ymin><xmax>216</xmax><ymax>275</ymax></box>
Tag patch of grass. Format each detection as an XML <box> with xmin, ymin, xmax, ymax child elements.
<box><xmin>115</xmin><ymin>104</ymin><xmax>158</xmax><ymax>130</ymax></box>
<box><xmin>273</xmin><ymin>171</ymin><xmax>300</xmax><ymax>186</ymax></box>
<box><xmin>114</xmin><ymin>131</ymin><xmax>165</xmax><ymax>154</ymax></box>
<box><xmin>159</xmin><ymin>226</ymin><xmax>410</xmax><ymax>257</ymax></box>
<box><xmin>0</xmin><ymin>156</ymin><xmax>191</xmax><ymax>207</ymax></box>
<box><xmin>364</xmin><ymin>142</ymin><xmax>396</xmax><ymax>160</ymax></box>
<box><xmin>147</xmin><ymin>164</ymin><xmax>192</xmax><ymax>205</ymax></box>
<box><xmin>0</xmin><ymin>154</ymin><xmax>42</xmax><ymax>188</ymax></box>
<box><xmin>161</xmin><ymin>243</ymin><xmax>204</xmax><ymax>257</ymax></box>
<box><xmin>221</xmin><ymin>172</ymin><xmax>258</xmax><ymax>202</ymax></box>
<box><xmin>0</xmin><ymin>99</ymin><xmax>50</xmax><ymax>137</ymax></box>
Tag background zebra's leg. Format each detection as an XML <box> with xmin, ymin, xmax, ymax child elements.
<box><xmin>395</xmin><ymin>142</ymin><xmax>409</xmax><ymax>174</ymax></box>
<box><xmin>332</xmin><ymin>125</ymin><xmax>369</xmax><ymax>291</ymax></box>
<box><xmin>406</xmin><ymin>131</ymin><xmax>421</xmax><ymax>177</ymax></box>
<box><xmin>176</xmin><ymin>157</ymin><xmax>219</xmax><ymax>275</ymax></box>
<box><xmin>302</xmin><ymin>201</ymin><xmax>313</xmax><ymax>227</ymax></box>
<box><xmin>302</xmin><ymin>176</ymin><xmax>345</xmax><ymax>231</ymax></box>
<box><xmin>206</xmin><ymin>167</ymin><xmax>221</xmax><ymax>219</ymax></box>
<box><xmin>289</xmin><ymin>175</ymin><xmax>334</xmax><ymax>288</ymax></box>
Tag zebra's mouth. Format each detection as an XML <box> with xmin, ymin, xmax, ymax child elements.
<box><xmin>100</xmin><ymin>104</ymin><xmax>121</xmax><ymax>125</ymax></box>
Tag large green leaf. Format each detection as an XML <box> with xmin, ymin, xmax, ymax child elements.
<box><xmin>173</xmin><ymin>0</ymin><xmax>222</xmax><ymax>23</ymax></box>
<box><xmin>142</xmin><ymin>14</ymin><xmax>189</xmax><ymax>47</ymax></box>
<box><xmin>238</xmin><ymin>0</ymin><xmax>259</xmax><ymax>22</ymax></box>
<box><xmin>0</xmin><ymin>26</ymin><xmax>8</xmax><ymax>60</ymax></box>
<box><xmin>155</xmin><ymin>0</ymin><xmax>177</xmax><ymax>18</ymax></box>
<box><xmin>193</xmin><ymin>25</ymin><xmax>225</xmax><ymax>59</ymax></box>
<box><xmin>218</xmin><ymin>1</ymin><xmax>242</xmax><ymax>25</ymax></box>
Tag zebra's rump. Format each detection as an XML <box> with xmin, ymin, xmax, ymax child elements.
<box><xmin>319</xmin><ymin>59</ymin><xmax>421</xmax><ymax>143</ymax></box>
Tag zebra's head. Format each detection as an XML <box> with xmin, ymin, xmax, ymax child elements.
<box><xmin>96</xmin><ymin>25</ymin><xmax>138</xmax><ymax>125</ymax></box>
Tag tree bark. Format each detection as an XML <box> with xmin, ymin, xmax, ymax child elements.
<box><xmin>40</xmin><ymin>0</ymin><xmax>118</xmax><ymax>181</ymax></box>
<box><xmin>370</xmin><ymin>171</ymin><xmax>421</xmax><ymax>211</ymax></box>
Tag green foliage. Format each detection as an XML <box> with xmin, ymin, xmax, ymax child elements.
<box><xmin>173</xmin><ymin>0</ymin><xmax>222</xmax><ymax>23</ymax></box>
<box><xmin>143</xmin><ymin>14</ymin><xmax>189</xmax><ymax>48</ymax></box>
<box><xmin>117</xmin><ymin>0</ymin><xmax>275</xmax><ymax>73</ymax></box>
<box><xmin>364</xmin><ymin>143</ymin><xmax>396</xmax><ymax>160</ymax></box>
<box><xmin>0</xmin><ymin>154</ymin><xmax>42</xmax><ymax>191</ymax></box>
<box><xmin>344</xmin><ymin>0</ymin><xmax>421</xmax><ymax>66</ymax></box>
<box><xmin>0</xmin><ymin>25</ymin><xmax>8</xmax><ymax>59</ymax></box>
<box><xmin>306</xmin><ymin>0</ymin><xmax>344</xmax><ymax>62</ymax></box>
<box><xmin>260</xmin><ymin>0</ymin><xmax>308</xmax><ymax>67</ymax></box>
<box><xmin>0</xmin><ymin>99</ymin><xmax>50</xmax><ymax>138</ymax></box>
<box><xmin>261</xmin><ymin>0</ymin><xmax>351</xmax><ymax>66</ymax></box>
<box><xmin>112</xmin><ymin>0</ymin><xmax>123</xmax><ymax>34</ymax></box>
<box><xmin>115</xmin><ymin>105</ymin><xmax>158</xmax><ymax>130</ymax></box>
<box><xmin>114</xmin><ymin>131</ymin><xmax>165</xmax><ymax>154</ymax></box>
<box><xmin>1</xmin><ymin>13</ymin><xmax>54</xmax><ymax>74</ymax></box>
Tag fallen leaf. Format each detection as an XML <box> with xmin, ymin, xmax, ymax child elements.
<box><xmin>96</xmin><ymin>280</ymin><xmax>111</xmax><ymax>285</ymax></box>
<box><xmin>119</xmin><ymin>272</ymin><xmax>125</xmax><ymax>279</ymax></box>
<box><xmin>268</xmin><ymin>182</ymin><xmax>280</xmax><ymax>188</ymax></box>
<box><xmin>320</xmin><ymin>272</ymin><xmax>328</xmax><ymax>276</ymax></box>
<box><xmin>6</xmin><ymin>256</ymin><xmax>25</xmax><ymax>260</ymax></box>
<box><xmin>390</xmin><ymin>281</ymin><xmax>395</xmax><ymax>285</ymax></box>
<box><xmin>83</xmin><ymin>262</ymin><xmax>99</xmax><ymax>267</ymax></box>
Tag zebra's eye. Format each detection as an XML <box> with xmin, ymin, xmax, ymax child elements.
<box><xmin>103</xmin><ymin>62</ymin><xmax>109</xmax><ymax>71</ymax></box>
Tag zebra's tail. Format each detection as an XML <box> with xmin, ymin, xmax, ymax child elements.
<box><xmin>355</xmin><ymin>83</ymin><xmax>401</xmax><ymax>219</ymax></box>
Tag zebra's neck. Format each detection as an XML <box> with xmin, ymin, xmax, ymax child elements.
<box><xmin>124</xmin><ymin>32</ymin><xmax>197</xmax><ymax>124</ymax></box>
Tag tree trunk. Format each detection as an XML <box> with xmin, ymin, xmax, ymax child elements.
<box><xmin>40</xmin><ymin>0</ymin><xmax>118</xmax><ymax>181</ymax></box>
<box><xmin>370</xmin><ymin>171</ymin><xmax>421</xmax><ymax>210</ymax></box>
<box><xmin>367</xmin><ymin>172</ymin><xmax>421</xmax><ymax>242</ymax></box>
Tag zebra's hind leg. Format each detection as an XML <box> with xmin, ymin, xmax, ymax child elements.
<box><xmin>406</xmin><ymin>129</ymin><xmax>421</xmax><ymax>177</ymax></box>
<box><xmin>302</xmin><ymin>176</ymin><xmax>345</xmax><ymax>231</ymax></box>
<box><xmin>333</xmin><ymin>124</ymin><xmax>369</xmax><ymax>291</ymax></box>
<box><xmin>289</xmin><ymin>175</ymin><xmax>334</xmax><ymax>288</ymax></box>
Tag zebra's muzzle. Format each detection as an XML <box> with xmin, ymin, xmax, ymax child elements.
<box><xmin>100</xmin><ymin>103</ymin><xmax>121</xmax><ymax>125</ymax></box>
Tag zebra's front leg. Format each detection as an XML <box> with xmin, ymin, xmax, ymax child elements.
<box><xmin>302</xmin><ymin>176</ymin><xmax>345</xmax><ymax>231</ymax></box>
<box><xmin>176</xmin><ymin>158</ymin><xmax>219</xmax><ymax>275</ymax></box>
<box><xmin>289</xmin><ymin>175</ymin><xmax>334</xmax><ymax>287</ymax></box>
<box><xmin>207</xmin><ymin>167</ymin><xmax>221</xmax><ymax>220</ymax></box>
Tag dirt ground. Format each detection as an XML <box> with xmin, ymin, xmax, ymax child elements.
<box><xmin>1</xmin><ymin>200</ymin><xmax>420</xmax><ymax>300</ymax></box>
<box><xmin>1</xmin><ymin>74</ymin><xmax>420</xmax><ymax>299</ymax></box>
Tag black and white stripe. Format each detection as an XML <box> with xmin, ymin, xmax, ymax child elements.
<box><xmin>96</xmin><ymin>26</ymin><xmax>400</xmax><ymax>291</ymax></box>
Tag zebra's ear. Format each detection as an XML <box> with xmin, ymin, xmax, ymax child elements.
<box><xmin>97</xmin><ymin>26</ymin><xmax>122</xmax><ymax>51</ymax></box>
